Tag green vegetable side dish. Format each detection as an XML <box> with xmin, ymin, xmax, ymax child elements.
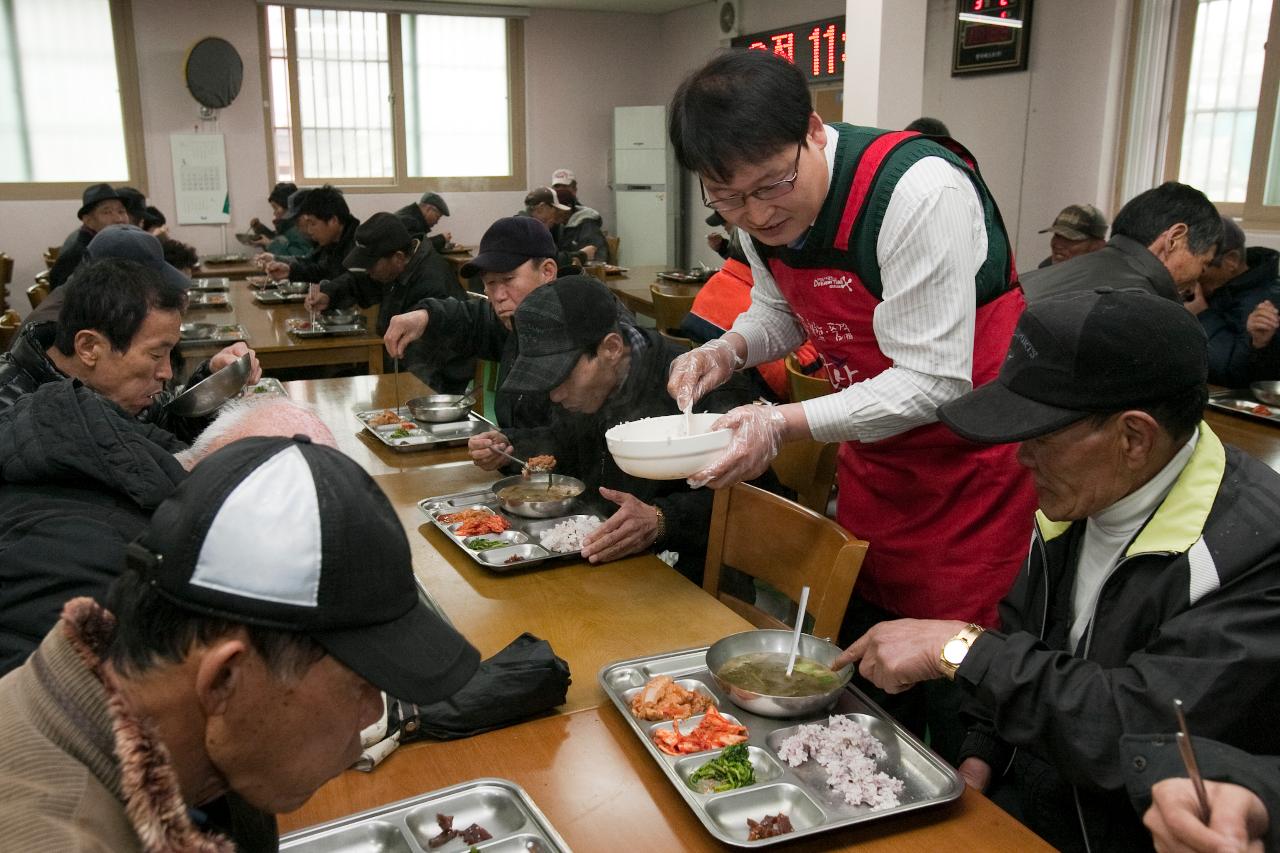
<box><xmin>688</xmin><ymin>743</ymin><xmax>755</xmax><ymax>793</ymax></box>
<box><xmin>389</xmin><ymin>428</ymin><xmax>411</xmax><ymax>439</ymax></box>
<box><xmin>465</xmin><ymin>537</ymin><xmax>507</xmax><ymax>551</ymax></box>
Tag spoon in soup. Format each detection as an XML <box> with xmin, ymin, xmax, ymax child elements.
<box><xmin>784</xmin><ymin>585</ymin><xmax>811</xmax><ymax>678</ymax></box>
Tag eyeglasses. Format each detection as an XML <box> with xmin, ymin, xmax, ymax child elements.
<box><xmin>701</xmin><ymin>143</ymin><xmax>802</xmax><ymax>212</ymax></box>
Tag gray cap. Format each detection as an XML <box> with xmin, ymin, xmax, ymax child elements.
<box><xmin>1039</xmin><ymin>204</ymin><xmax>1108</xmax><ymax>241</ymax></box>
<box><xmin>418</xmin><ymin>192</ymin><xmax>450</xmax><ymax>217</ymax></box>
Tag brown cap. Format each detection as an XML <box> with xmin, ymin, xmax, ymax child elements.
<box><xmin>1039</xmin><ymin>204</ymin><xmax>1108</xmax><ymax>241</ymax></box>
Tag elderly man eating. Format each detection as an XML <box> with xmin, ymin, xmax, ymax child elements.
<box><xmin>0</xmin><ymin>258</ymin><xmax>260</xmax><ymax>439</ymax></box>
<box><xmin>834</xmin><ymin>288</ymin><xmax>1280</xmax><ymax>852</ymax></box>
<box><xmin>0</xmin><ymin>435</ymin><xmax>480</xmax><ymax>850</ymax></box>
<box><xmin>467</xmin><ymin>276</ymin><xmax>765</xmax><ymax>579</ymax></box>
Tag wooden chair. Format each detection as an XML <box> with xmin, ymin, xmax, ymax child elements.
<box><xmin>28</xmin><ymin>271</ymin><xmax>50</xmax><ymax>309</ymax></box>
<box><xmin>605</xmin><ymin>234</ymin><xmax>620</xmax><ymax>266</ymax></box>
<box><xmin>785</xmin><ymin>352</ymin><xmax>833</xmax><ymax>402</ymax></box>
<box><xmin>43</xmin><ymin>246</ymin><xmax>59</xmax><ymax>270</ymax></box>
<box><xmin>0</xmin><ymin>308</ymin><xmax>20</xmax><ymax>352</ymax></box>
<box><xmin>771</xmin><ymin>439</ymin><xmax>839</xmax><ymax>516</ymax></box>
<box><xmin>0</xmin><ymin>253</ymin><xmax>12</xmax><ymax>311</ymax></box>
<box><xmin>703</xmin><ymin>483</ymin><xmax>867</xmax><ymax>639</ymax></box>
<box><xmin>649</xmin><ymin>283</ymin><xmax>697</xmax><ymax>347</ymax></box>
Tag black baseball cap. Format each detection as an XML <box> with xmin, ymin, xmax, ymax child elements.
<box><xmin>417</xmin><ymin>191</ymin><xmax>450</xmax><ymax>216</ymax></box>
<box><xmin>125</xmin><ymin>435</ymin><xmax>480</xmax><ymax>705</ymax></box>
<box><xmin>503</xmin><ymin>275</ymin><xmax>620</xmax><ymax>393</ymax></box>
<box><xmin>344</xmin><ymin>212</ymin><xmax>414</xmax><ymax>271</ymax></box>
<box><xmin>938</xmin><ymin>288</ymin><xmax>1208</xmax><ymax>444</ymax></box>
<box><xmin>78</xmin><ymin>183</ymin><xmax>127</xmax><ymax>218</ymax></box>
<box><xmin>460</xmin><ymin>216</ymin><xmax>558</xmax><ymax>278</ymax></box>
<box><xmin>86</xmin><ymin>225</ymin><xmax>191</xmax><ymax>292</ymax></box>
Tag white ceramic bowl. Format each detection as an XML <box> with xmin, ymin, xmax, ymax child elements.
<box><xmin>605</xmin><ymin>413</ymin><xmax>731</xmax><ymax>480</ymax></box>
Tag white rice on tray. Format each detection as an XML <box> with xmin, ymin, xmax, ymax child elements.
<box><xmin>776</xmin><ymin>715</ymin><xmax>905</xmax><ymax>809</ymax></box>
<box><xmin>539</xmin><ymin>516</ymin><xmax>601</xmax><ymax>553</ymax></box>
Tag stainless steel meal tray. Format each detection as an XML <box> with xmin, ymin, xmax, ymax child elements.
<box><xmin>658</xmin><ymin>269</ymin><xmax>713</xmax><ymax>284</ymax></box>
<box><xmin>240</xmin><ymin>377</ymin><xmax>288</xmax><ymax>398</ymax></box>
<box><xmin>598</xmin><ymin>647</ymin><xmax>963</xmax><ymax>848</ymax></box>
<box><xmin>417</xmin><ymin>487</ymin><xmax>602</xmax><ymax>571</ymax></box>
<box><xmin>355</xmin><ymin>407</ymin><xmax>491</xmax><ymax>452</ymax></box>
<box><xmin>179</xmin><ymin>323</ymin><xmax>247</xmax><ymax>346</ymax></box>
<box><xmin>201</xmin><ymin>252</ymin><xmax>249</xmax><ymax>264</ymax></box>
<box><xmin>252</xmin><ymin>289</ymin><xmax>306</xmax><ymax>304</ymax></box>
<box><xmin>288</xmin><ymin>317</ymin><xmax>368</xmax><ymax>337</ymax></box>
<box><xmin>187</xmin><ymin>291</ymin><xmax>231</xmax><ymax>308</ymax></box>
<box><xmin>279</xmin><ymin>778</ymin><xmax>571</xmax><ymax>853</ymax></box>
<box><xmin>188</xmin><ymin>277</ymin><xmax>230</xmax><ymax>291</ymax></box>
<box><xmin>1207</xmin><ymin>389</ymin><xmax>1280</xmax><ymax>426</ymax></box>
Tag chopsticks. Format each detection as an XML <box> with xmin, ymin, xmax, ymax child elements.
<box><xmin>1173</xmin><ymin>698</ymin><xmax>1212</xmax><ymax>824</ymax></box>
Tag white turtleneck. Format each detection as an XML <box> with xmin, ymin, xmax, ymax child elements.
<box><xmin>1069</xmin><ymin>430</ymin><xmax>1199</xmax><ymax>650</ymax></box>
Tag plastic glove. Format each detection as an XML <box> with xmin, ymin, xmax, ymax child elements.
<box><xmin>688</xmin><ymin>404</ymin><xmax>786</xmax><ymax>489</ymax></box>
<box><xmin>666</xmin><ymin>338</ymin><xmax>740</xmax><ymax>413</ymax></box>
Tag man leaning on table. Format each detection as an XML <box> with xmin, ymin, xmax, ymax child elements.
<box><xmin>467</xmin><ymin>276</ymin><xmax>764</xmax><ymax>581</ymax></box>
<box><xmin>834</xmin><ymin>288</ymin><xmax>1280</xmax><ymax>853</ymax></box>
<box><xmin>0</xmin><ymin>435</ymin><xmax>479</xmax><ymax>851</ymax></box>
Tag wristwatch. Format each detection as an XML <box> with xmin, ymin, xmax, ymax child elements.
<box><xmin>938</xmin><ymin>623</ymin><xmax>985</xmax><ymax>680</ymax></box>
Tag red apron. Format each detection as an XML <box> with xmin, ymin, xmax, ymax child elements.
<box><xmin>766</xmin><ymin>138</ymin><xmax>1037</xmax><ymax>627</ymax></box>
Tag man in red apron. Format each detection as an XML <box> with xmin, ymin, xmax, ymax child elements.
<box><xmin>666</xmin><ymin>50</ymin><xmax>1038</xmax><ymax>760</ymax></box>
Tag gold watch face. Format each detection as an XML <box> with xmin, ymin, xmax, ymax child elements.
<box><xmin>942</xmin><ymin>637</ymin><xmax>970</xmax><ymax>666</ymax></box>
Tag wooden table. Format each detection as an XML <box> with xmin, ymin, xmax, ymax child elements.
<box><xmin>281</xmin><ymin>374</ymin><xmax>477</xmax><ymax>474</ymax></box>
<box><xmin>1205</xmin><ymin>406</ymin><xmax>1280</xmax><ymax>472</ymax></box>
<box><xmin>193</xmin><ymin>260</ymin><xmax>259</xmax><ymax>279</ymax></box>
<box><xmin>183</xmin><ymin>281</ymin><xmax>385</xmax><ymax>374</ymax></box>
<box><xmin>280</xmin><ymin>707</ymin><xmax>1051</xmax><ymax>851</ymax></box>
<box><xmin>606</xmin><ymin>263</ymin><xmax>671</xmax><ymax>318</ymax></box>
<box><xmin>374</xmin><ymin>468</ymin><xmax>751</xmax><ymax>713</ymax></box>
<box><xmin>441</xmin><ymin>247</ymin><xmax>474</xmax><ymax>289</ymax></box>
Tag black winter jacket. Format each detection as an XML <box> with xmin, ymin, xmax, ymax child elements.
<box><xmin>0</xmin><ymin>381</ymin><xmax>187</xmax><ymax>674</ymax></box>
<box><xmin>286</xmin><ymin>217</ymin><xmax>360</xmax><ymax>284</ymax></box>
<box><xmin>47</xmin><ymin>226</ymin><xmax>92</xmax><ymax>290</ymax></box>
<box><xmin>395</xmin><ymin>202</ymin><xmax>448</xmax><ymax>252</ymax></box>
<box><xmin>323</xmin><ymin>240</ymin><xmax>475</xmax><ymax>393</ymax></box>
<box><xmin>1197</xmin><ymin>246</ymin><xmax>1280</xmax><ymax>386</ymax></box>
<box><xmin>1019</xmin><ymin>235</ymin><xmax>1179</xmax><ymax>304</ymax></box>
<box><xmin>955</xmin><ymin>424</ymin><xmax>1280</xmax><ymax>852</ymax></box>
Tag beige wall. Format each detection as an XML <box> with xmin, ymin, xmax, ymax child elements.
<box><xmin>3</xmin><ymin>0</ymin><xmax>1136</xmax><ymax>313</ymax></box>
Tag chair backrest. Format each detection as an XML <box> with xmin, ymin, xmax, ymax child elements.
<box><xmin>649</xmin><ymin>283</ymin><xmax>697</xmax><ymax>336</ymax></box>
<box><xmin>605</xmin><ymin>234</ymin><xmax>620</xmax><ymax>265</ymax></box>
<box><xmin>0</xmin><ymin>253</ymin><xmax>12</xmax><ymax>311</ymax></box>
<box><xmin>27</xmin><ymin>276</ymin><xmax>49</xmax><ymax>310</ymax></box>
<box><xmin>43</xmin><ymin>246</ymin><xmax>59</xmax><ymax>269</ymax></box>
<box><xmin>771</xmin><ymin>439</ymin><xmax>839</xmax><ymax>515</ymax></box>
<box><xmin>703</xmin><ymin>483</ymin><xmax>867</xmax><ymax>640</ymax></box>
<box><xmin>0</xmin><ymin>308</ymin><xmax>19</xmax><ymax>352</ymax></box>
<box><xmin>784</xmin><ymin>353</ymin><xmax>833</xmax><ymax>402</ymax></box>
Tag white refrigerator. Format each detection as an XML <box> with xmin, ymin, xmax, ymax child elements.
<box><xmin>613</xmin><ymin>105</ymin><xmax>681</xmax><ymax>268</ymax></box>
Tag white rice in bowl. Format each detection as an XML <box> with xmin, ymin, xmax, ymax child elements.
<box><xmin>539</xmin><ymin>516</ymin><xmax>602</xmax><ymax>553</ymax></box>
<box><xmin>776</xmin><ymin>715</ymin><xmax>905</xmax><ymax>809</ymax></box>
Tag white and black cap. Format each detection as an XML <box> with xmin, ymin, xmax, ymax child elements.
<box><xmin>127</xmin><ymin>435</ymin><xmax>479</xmax><ymax>704</ymax></box>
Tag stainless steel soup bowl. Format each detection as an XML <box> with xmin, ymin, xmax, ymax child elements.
<box><xmin>490</xmin><ymin>473</ymin><xmax>584</xmax><ymax>518</ymax></box>
<box><xmin>1251</xmin><ymin>381</ymin><xmax>1280</xmax><ymax>406</ymax></box>
<box><xmin>706</xmin><ymin>629</ymin><xmax>852</xmax><ymax>718</ymax></box>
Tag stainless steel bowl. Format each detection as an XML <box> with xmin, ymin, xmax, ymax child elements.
<box><xmin>277</xmin><ymin>279</ymin><xmax>308</xmax><ymax>295</ymax></box>
<box><xmin>491</xmin><ymin>473</ymin><xmax>585</xmax><ymax>518</ymax></box>
<box><xmin>321</xmin><ymin>307</ymin><xmax>360</xmax><ymax>325</ymax></box>
<box><xmin>706</xmin><ymin>629</ymin><xmax>852</xmax><ymax>718</ymax></box>
<box><xmin>180</xmin><ymin>322</ymin><xmax>218</xmax><ymax>341</ymax></box>
<box><xmin>407</xmin><ymin>394</ymin><xmax>473</xmax><ymax>423</ymax></box>
<box><xmin>1252</xmin><ymin>381</ymin><xmax>1280</xmax><ymax>406</ymax></box>
<box><xmin>164</xmin><ymin>352</ymin><xmax>253</xmax><ymax>417</ymax></box>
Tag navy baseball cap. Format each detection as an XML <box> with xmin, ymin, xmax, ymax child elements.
<box><xmin>460</xmin><ymin>216</ymin><xmax>558</xmax><ymax>279</ymax></box>
<box><xmin>125</xmin><ymin>435</ymin><xmax>480</xmax><ymax>705</ymax></box>
<box><xmin>938</xmin><ymin>288</ymin><xmax>1208</xmax><ymax>443</ymax></box>
<box><xmin>86</xmin><ymin>225</ymin><xmax>191</xmax><ymax>292</ymax></box>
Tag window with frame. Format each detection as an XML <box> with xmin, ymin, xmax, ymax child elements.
<box><xmin>261</xmin><ymin>4</ymin><xmax>525</xmax><ymax>192</ymax></box>
<box><xmin>0</xmin><ymin>0</ymin><xmax>145</xmax><ymax>197</ymax></box>
<box><xmin>1164</xmin><ymin>0</ymin><xmax>1280</xmax><ymax>223</ymax></box>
